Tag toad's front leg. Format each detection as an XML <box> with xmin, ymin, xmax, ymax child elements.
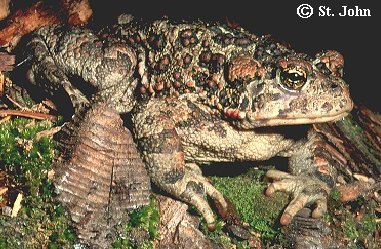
<box><xmin>266</xmin><ymin>130</ymin><xmax>338</xmax><ymax>225</ymax></box>
<box><xmin>26</xmin><ymin>25</ymin><xmax>137</xmax><ymax>114</ymax></box>
<box><xmin>133</xmin><ymin>103</ymin><xmax>227</xmax><ymax>230</ymax></box>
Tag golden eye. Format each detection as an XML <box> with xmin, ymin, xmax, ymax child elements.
<box><xmin>279</xmin><ymin>67</ymin><xmax>307</xmax><ymax>91</ymax></box>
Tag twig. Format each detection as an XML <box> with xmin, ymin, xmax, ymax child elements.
<box><xmin>0</xmin><ymin>109</ymin><xmax>57</xmax><ymax>121</ymax></box>
<box><xmin>0</xmin><ymin>187</ymin><xmax>8</xmax><ymax>195</ymax></box>
<box><xmin>11</xmin><ymin>193</ymin><xmax>23</xmax><ymax>218</ymax></box>
<box><xmin>0</xmin><ymin>115</ymin><xmax>11</xmax><ymax>123</ymax></box>
<box><xmin>35</xmin><ymin>126</ymin><xmax>62</xmax><ymax>140</ymax></box>
<box><xmin>0</xmin><ymin>73</ymin><xmax>4</xmax><ymax>96</ymax></box>
<box><xmin>5</xmin><ymin>94</ymin><xmax>25</xmax><ymax>109</ymax></box>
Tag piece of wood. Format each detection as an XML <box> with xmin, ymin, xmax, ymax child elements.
<box><xmin>0</xmin><ymin>0</ymin><xmax>92</xmax><ymax>49</ymax></box>
<box><xmin>313</xmin><ymin>105</ymin><xmax>381</xmax><ymax>180</ymax></box>
<box><xmin>0</xmin><ymin>0</ymin><xmax>10</xmax><ymax>21</ymax></box>
<box><xmin>11</xmin><ymin>193</ymin><xmax>23</xmax><ymax>217</ymax></box>
<box><xmin>0</xmin><ymin>73</ymin><xmax>4</xmax><ymax>96</ymax></box>
<box><xmin>64</xmin><ymin>0</ymin><xmax>93</xmax><ymax>25</ymax></box>
<box><xmin>53</xmin><ymin>103</ymin><xmax>151</xmax><ymax>247</ymax></box>
<box><xmin>0</xmin><ymin>52</ymin><xmax>15</xmax><ymax>71</ymax></box>
<box><xmin>0</xmin><ymin>109</ymin><xmax>57</xmax><ymax>121</ymax></box>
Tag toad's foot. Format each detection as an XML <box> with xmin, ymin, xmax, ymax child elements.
<box><xmin>151</xmin><ymin>165</ymin><xmax>228</xmax><ymax>230</ymax></box>
<box><xmin>265</xmin><ymin>169</ymin><xmax>329</xmax><ymax>225</ymax></box>
<box><xmin>175</xmin><ymin>170</ymin><xmax>228</xmax><ymax>230</ymax></box>
<box><xmin>133</xmin><ymin>108</ymin><xmax>227</xmax><ymax>230</ymax></box>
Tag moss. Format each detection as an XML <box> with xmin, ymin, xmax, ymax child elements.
<box><xmin>329</xmin><ymin>188</ymin><xmax>341</xmax><ymax>202</ymax></box>
<box><xmin>1</xmin><ymin>119</ymin><xmax>54</xmax><ymax>187</ymax></box>
<box><xmin>336</xmin><ymin>116</ymin><xmax>380</xmax><ymax>167</ymax></box>
<box><xmin>139</xmin><ymin>241</ymin><xmax>155</xmax><ymax>249</ymax></box>
<box><xmin>129</xmin><ymin>198</ymin><xmax>160</xmax><ymax>239</ymax></box>
<box><xmin>113</xmin><ymin>197</ymin><xmax>159</xmax><ymax>249</ymax></box>
<box><xmin>199</xmin><ymin>218</ymin><xmax>234</xmax><ymax>248</ymax></box>
<box><xmin>1</xmin><ymin>116</ymin><xmax>379</xmax><ymax>248</ymax></box>
<box><xmin>209</xmin><ymin>167</ymin><xmax>289</xmax><ymax>246</ymax></box>
<box><xmin>0</xmin><ymin>118</ymin><xmax>76</xmax><ymax>248</ymax></box>
<box><xmin>355</xmin><ymin>200</ymin><xmax>379</xmax><ymax>238</ymax></box>
<box><xmin>342</xmin><ymin>217</ymin><xmax>359</xmax><ymax>239</ymax></box>
<box><xmin>340</xmin><ymin>199</ymin><xmax>379</xmax><ymax>238</ymax></box>
<box><xmin>328</xmin><ymin>195</ymin><xmax>380</xmax><ymax>248</ymax></box>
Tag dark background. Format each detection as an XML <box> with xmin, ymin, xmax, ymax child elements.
<box><xmin>90</xmin><ymin>0</ymin><xmax>379</xmax><ymax>112</ymax></box>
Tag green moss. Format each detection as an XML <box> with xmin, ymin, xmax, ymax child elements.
<box><xmin>139</xmin><ymin>241</ymin><xmax>155</xmax><ymax>249</ymax></box>
<box><xmin>0</xmin><ymin>118</ymin><xmax>76</xmax><ymax>248</ymax></box>
<box><xmin>113</xmin><ymin>197</ymin><xmax>159</xmax><ymax>249</ymax></box>
<box><xmin>1</xmin><ymin>119</ymin><xmax>54</xmax><ymax>187</ymax></box>
<box><xmin>329</xmin><ymin>188</ymin><xmax>341</xmax><ymax>202</ymax></box>
<box><xmin>351</xmin><ymin>200</ymin><xmax>378</xmax><ymax>237</ymax></box>
<box><xmin>0</xmin><ymin>240</ymin><xmax>6</xmax><ymax>249</ymax></box>
<box><xmin>339</xmin><ymin>199</ymin><xmax>378</xmax><ymax>239</ymax></box>
<box><xmin>2</xmin><ymin>116</ymin><xmax>378</xmax><ymax>248</ymax></box>
<box><xmin>129</xmin><ymin>198</ymin><xmax>160</xmax><ymax>239</ymax></box>
<box><xmin>342</xmin><ymin>218</ymin><xmax>359</xmax><ymax>239</ymax></box>
<box><xmin>209</xmin><ymin>167</ymin><xmax>289</xmax><ymax>246</ymax></box>
<box><xmin>336</xmin><ymin>116</ymin><xmax>381</xmax><ymax>168</ymax></box>
<box><xmin>329</xmin><ymin>196</ymin><xmax>380</xmax><ymax>248</ymax></box>
<box><xmin>199</xmin><ymin>218</ymin><xmax>234</xmax><ymax>248</ymax></box>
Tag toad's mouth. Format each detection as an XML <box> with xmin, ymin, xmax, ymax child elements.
<box><xmin>247</xmin><ymin>110</ymin><xmax>351</xmax><ymax>127</ymax></box>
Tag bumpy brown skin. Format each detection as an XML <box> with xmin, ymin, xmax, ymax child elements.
<box><xmin>26</xmin><ymin>25</ymin><xmax>137</xmax><ymax>112</ymax></box>
<box><xmin>25</xmin><ymin>17</ymin><xmax>353</xmax><ymax>229</ymax></box>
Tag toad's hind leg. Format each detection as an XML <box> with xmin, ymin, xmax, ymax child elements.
<box><xmin>134</xmin><ymin>112</ymin><xmax>227</xmax><ymax>229</ymax></box>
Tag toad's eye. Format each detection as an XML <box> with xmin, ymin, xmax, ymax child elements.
<box><xmin>279</xmin><ymin>67</ymin><xmax>307</xmax><ymax>91</ymax></box>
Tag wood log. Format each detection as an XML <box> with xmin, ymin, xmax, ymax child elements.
<box><xmin>0</xmin><ymin>0</ymin><xmax>92</xmax><ymax>49</ymax></box>
<box><xmin>53</xmin><ymin>103</ymin><xmax>151</xmax><ymax>247</ymax></box>
<box><xmin>0</xmin><ymin>52</ymin><xmax>15</xmax><ymax>71</ymax></box>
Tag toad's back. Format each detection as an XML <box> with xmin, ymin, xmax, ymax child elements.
<box><xmin>26</xmin><ymin>18</ymin><xmax>351</xmax><ymax>127</ymax></box>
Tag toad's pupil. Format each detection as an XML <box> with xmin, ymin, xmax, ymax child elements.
<box><xmin>279</xmin><ymin>69</ymin><xmax>307</xmax><ymax>90</ymax></box>
<box><xmin>291</xmin><ymin>73</ymin><xmax>301</xmax><ymax>80</ymax></box>
<box><xmin>284</xmin><ymin>72</ymin><xmax>302</xmax><ymax>82</ymax></box>
<box><xmin>281</xmin><ymin>70</ymin><xmax>306</xmax><ymax>83</ymax></box>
